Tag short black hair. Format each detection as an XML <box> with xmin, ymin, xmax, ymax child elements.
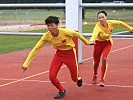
<box><xmin>97</xmin><ymin>10</ymin><xmax>107</xmax><ymax>17</ymax></box>
<box><xmin>45</xmin><ymin>16</ymin><xmax>60</xmax><ymax>25</ymax></box>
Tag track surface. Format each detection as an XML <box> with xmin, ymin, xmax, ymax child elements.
<box><xmin>0</xmin><ymin>38</ymin><xmax>133</xmax><ymax>100</ymax></box>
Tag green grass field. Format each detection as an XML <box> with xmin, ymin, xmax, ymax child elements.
<box><xmin>0</xmin><ymin>8</ymin><xmax>133</xmax><ymax>54</ymax></box>
<box><xmin>0</xmin><ymin>36</ymin><xmax>41</xmax><ymax>53</ymax></box>
<box><xmin>0</xmin><ymin>24</ymin><xmax>132</xmax><ymax>54</ymax></box>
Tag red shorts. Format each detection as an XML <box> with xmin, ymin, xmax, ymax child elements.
<box><xmin>93</xmin><ymin>40</ymin><xmax>112</xmax><ymax>62</ymax></box>
<box><xmin>49</xmin><ymin>48</ymin><xmax>78</xmax><ymax>91</ymax></box>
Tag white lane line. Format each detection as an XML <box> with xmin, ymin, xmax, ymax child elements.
<box><xmin>83</xmin><ymin>83</ymin><xmax>133</xmax><ymax>88</ymax></box>
<box><xmin>82</xmin><ymin>44</ymin><xmax>133</xmax><ymax>62</ymax></box>
<box><xmin>0</xmin><ymin>78</ymin><xmax>133</xmax><ymax>88</ymax></box>
<box><xmin>0</xmin><ymin>71</ymin><xmax>49</xmax><ymax>87</ymax></box>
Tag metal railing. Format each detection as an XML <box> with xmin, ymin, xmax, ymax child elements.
<box><xmin>0</xmin><ymin>3</ymin><xmax>133</xmax><ymax>8</ymax></box>
<box><xmin>0</xmin><ymin>31</ymin><xmax>133</xmax><ymax>38</ymax></box>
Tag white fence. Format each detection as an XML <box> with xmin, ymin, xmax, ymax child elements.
<box><xmin>0</xmin><ymin>31</ymin><xmax>133</xmax><ymax>38</ymax></box>
<box><xmin>0</xmin><ymin>3</ymin><xmax>133</xmax><ymax>8</ymax></box>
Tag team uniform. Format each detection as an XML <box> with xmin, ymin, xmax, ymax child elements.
<box><xmin>89</xmin><ymin>20</ymin><xmax>133</xmax><ymax>82</ymax></box>
<box><xmin>23</xmin><ymin>28</ymin><xmax>89</xmax><ymax>92</ymax></box>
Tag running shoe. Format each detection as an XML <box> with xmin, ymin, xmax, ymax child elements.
<box><xmin>54</xmin><ymin>89</ymin><xmax>66</xmax><ymax>99</ymax></box>
<box><xmin>99</xmin><ymin>80</ymin><xmax>105</xmax><ymax>87</ymax></box>
<box><xmin>77</xmin><ymin>77</ymin><xmax>82</xmax><ymax>87</ymax></box>
<box><xmin>92</xmin><ymin>75</ymin><xmax>97</xmax><ymax>84</ymax></box>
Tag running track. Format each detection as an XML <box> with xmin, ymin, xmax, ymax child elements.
<box><xmin>0</xmin><ymin>38</ymin><xmax>133</xmax><ymax>100</ymax></box>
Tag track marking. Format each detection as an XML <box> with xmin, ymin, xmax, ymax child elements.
<box><xmin>82</xmin><ymin>44</ymin><xmax>133</xmax><ymax>62</ymax></box>
<box><xmin>111</xmin><ymin>45</ymin><xmax>133</xmax><ymax>53</ymax></box>
<box><xmin>109</xmin><ymin>64</ymin><xmax>133</xmax><ymax>67</ymax></box>
<box><xmin>0</xmin><ymin>44</ymin><xmax>133</xmax><ymax>88</ymax></box>
<box><xmin>0</xmin><ymin>78</ymin><xmax>51</xmax><ymax>83</ymax></box>
<box><xmin>0</xmin><ymin>71</ymin><xmax>49</xmax><ymax>87</ymax></box>
<box><xmin>83</xmin><ymin>83</ymin><xmax>133</xmax><ymax>88</ymax></box>
<box><xmin>1</xmin><ymin>78</ymin><xmax>133</xmax><ymax>88</ymax></box>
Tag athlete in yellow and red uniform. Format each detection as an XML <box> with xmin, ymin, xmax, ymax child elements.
<box><xmin>89</xmin><ymin>10</ymin><xmax>133</xmax><ymax>87</ymax></box>
<box><xmin>22</xmin><ymin>16</ymin><xmax>90</xmax><ymax>99</ymax></box>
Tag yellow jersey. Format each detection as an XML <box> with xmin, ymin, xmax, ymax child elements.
<box><xmin>90</xmin><ymin>20</ymin><xmax>133</xmax><ymax>42</ymax></box>
<box><xmin>23</xmin><ymin>28</ymin><xmax>89</xmax><ymax>67</ymax></box>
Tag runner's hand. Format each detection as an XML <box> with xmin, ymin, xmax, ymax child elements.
<box><xmin>89</xmin><ymin>41</ymin><xmax>95</xmax><ymax>45</ymax></box>
<box><xmin>22</xmin><ymin>66</ymin><xmax>27</xmax><ymax>72</ymax></box>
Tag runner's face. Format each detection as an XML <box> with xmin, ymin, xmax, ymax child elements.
<box><xmin>98</xmin><ymin>13</ymin><xmax>107</xmax><ymax>24</ymax></box>
<box><xmin>46</xmin><ymin>23</ymin><xmax>59</xmax><ymax>36</ymax></box>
